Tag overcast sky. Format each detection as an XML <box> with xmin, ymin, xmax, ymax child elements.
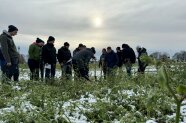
<box><xmin>0</xmin><ymin>0</ymin><xmax>185</xmax><ymax>57</ymax></box>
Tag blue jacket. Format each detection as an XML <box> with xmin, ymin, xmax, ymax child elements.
<box><xmin>105</xmin><ymin>50</ymin><xmax>119</xmax><ymax>68</ymax></box>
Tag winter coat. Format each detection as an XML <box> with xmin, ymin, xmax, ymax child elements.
<box><xmin>57</xmin><ymin>46</ymin><xmax>71</xmax><ymax>64</ymax></box>
<box><xmin>0</xmin><ymin>30</ymin><xmax>19</xmax><ymax>63</ymax></box>
<box><xmin>72</xmin><ymin>48</ymin><xmax>94</xmax><ymax>68</ymax></box>
<box><xmin>73</xmin><ymin>48</ymin><xmax>80</xmax><ymax>56</ymax></box>
<box><xmin>116</xmin><ymin>51</ymin><xmax>123</xmax><ymax>67</ymax></box>
<box><xmin>105</xmin><ymin>50</ymin><xmax>119</xmax><ymax>68</ymax></box>
<box><xmin>41</xmin><ymin>43</ymin><xmax>56</xmax><ymax>64</ymax></box>
<box><xmin>122</xmin><ymin>47</ymin><xmax>136</xmax><ymax>64</ymax></box>
<box><xmin>28</xmin><ymin>42</ymin><xmax>42</xmax><ymax>61</ymax></box>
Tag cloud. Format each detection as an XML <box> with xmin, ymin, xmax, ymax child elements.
<box><xmin>0</xmin><ymin>0</ymin><xmax>186</xmax><ymax>56</ymax></box>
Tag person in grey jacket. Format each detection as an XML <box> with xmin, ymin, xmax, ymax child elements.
<box><xmin>72</xmin><ymin>47</ymin><xmax>96</xmax><ymax>81</ymax></box>
<box><xmin>0</xmin><ymin>25</ymin><xmax>19</xmax><ymax>82</ymax></box>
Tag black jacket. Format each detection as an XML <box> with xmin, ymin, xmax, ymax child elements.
<box><xmin>122</xmin><ymin>47</ymin><xmax>136</xmax><ymax>64</ymax></box>
<box><xmin>73</xmin><ymin>48</ymin><xmax>80</xmax><ymax>56</ymax></box>
<box><xmin>116</xmin><ymin>51</ymin><xmax>123</xmax><ymax>67</ymax></box>
<box><xmin>41</xmin><ymin>43</ymin><xmax>56</xmax><ymax>64</ymax></box>
<box><xmin>57</xmin><ymin>46</ymin><xmax>71</xmax><ymax>64</ymax></box>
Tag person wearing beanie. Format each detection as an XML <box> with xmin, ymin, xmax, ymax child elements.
<box><xmin>28</xmin><ymin>38</ymin><xmax>45</xmax><ymax>80</ymax></box>
<box><xmin>57</xmin><ymin>42</ymin><xmax>72</xmax><ymax>80</ymax></box>
<box><xmin>8</xmin><ymin>25</ymin><xmax>18</xmax><ymax>33</ymax></box>
<box><xmin>121</xmin><ymin>43</ymin><xmax>136</xmax><ymax>76</ymax></box>
<box><xmin>47</xmin><ymin>36</ymin><xmax>55</xmax><ymax>42</ymax></box>
<box><xmin>0</xmin><ymin>25</ymin><xmax>19</xmax><ymax>82</ymax></box>
<box><xmin>41</xmin><ymin>36</ymin><xmax>57</xmax><ymax>83</ymax></box>
<box><xmin>72</xmin><ymin>47</ymin><xmax>96</xmax><ymax>81</ymax></box>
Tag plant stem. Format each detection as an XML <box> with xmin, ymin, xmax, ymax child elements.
<box><xmin>163</xmin><ymin>66</ymin><xmax>181</xmax><ymax>122</ymax></box>
<box><xmin>175</xmin><ymin>100</ymin><xmax>181</xmax><ymax>123</ymax></box>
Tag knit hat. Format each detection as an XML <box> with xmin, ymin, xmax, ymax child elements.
<box><xmin>78</xmin><ymin>43</ymin><xmax>83</xmax><ymax>48</ymax></box>
<box><xmin>64</xmin><ymin>42</ymin><xmax>70</xmax><ymax>46</ymax></box>
<box><xmin>122</xmin><ymin>44</ymin><xmax>129</xmax><ymax>49</ymax></box>
<box><xmin>47</xmin><ymin>36</ymin><xmax>55</xmax><ymax>42</ymax></box>
<box><xmin>36</xmin><ymin>38</ymin><xmax>44</xmax><ymax>43</ymax></box>
<box><xmin>8</xmin><ymin>25</ymin><xmax>18</xmax><ymax>32</ymax></box>
<box><xmin>116</xmin><ymin>47</ymin><xmax>120</xmax><ymax>50</ymax></box>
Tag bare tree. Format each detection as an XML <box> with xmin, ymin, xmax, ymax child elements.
<box><xmin>173</xmin><ymin>51</ymin><xmax>186</xmax><ymax>62</ymax></box>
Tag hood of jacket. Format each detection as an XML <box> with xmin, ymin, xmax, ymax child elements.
<box><xmin>2</xmin><ymin>30</ymin><xmax>12</xmax><ymax>39</ymax></box>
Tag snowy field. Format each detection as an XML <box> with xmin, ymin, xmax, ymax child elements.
<box><xmin>0</xmin><ymin>65</ymin><xmax>186</xmax><ymax>123</ymax></box>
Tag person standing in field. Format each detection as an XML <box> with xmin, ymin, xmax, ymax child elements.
<box><xmin>28</xmin><ymin>38</ymin><xmax>45</xmax><ymax>81</ymax></box>
<box><xmin>0</xmin><ymin>25</ymin><xmax>19</xmax><ymax>82</ymax></box>
<box><xmin>104</xmin><ymin>47</ymin><xmax>119</xmax><ymax>80</ymax></box>
<box><xmin>41</xmin><ymin>36</ymin><xmax>56</xmax><ymax>83</ymax></box>
<box><xmin>99</xmin><ymin>48</ymin><xmax>107</xmax><ymax>79</ymax></box>
<box><xmin>116</xmin><ymin>47</ymin><xmax>123</xmax><ymax>68</ymax></box>
<box><xmin>39</xmin><ymin>40</ymin><xmax>45</xmax><ymax>81</ymax></box>
<box><xmin>72</xmin><ymin>47</ymin><xmax>96</xmax><ymax>81</ymax></box>
<box><xmin>136</xmin><ymin>46</ymin><xmax>148</xmax><ymax>74</ymax></box>
<box><xmin>57</xmin><ymin>42</ymin><xmax>72</xmax><ymax>80</ymax></box>
<box><xmin>121</xmin><ymin>44</ymin><xmax>136</xmax><ymax>76</ymax></box>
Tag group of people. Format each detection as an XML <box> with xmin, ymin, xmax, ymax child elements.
<box><xmin>99</xmin><ymin>44</ymin><xmax>148</xmax><ymax>79</ymax></box>
<box><xmin>0</xmin><ymin>25</ymin><xmax>148</xmax><ymax>83</ymax></box>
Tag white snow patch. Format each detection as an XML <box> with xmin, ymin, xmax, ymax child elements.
<box><xmin>0</xmin><ymin>106</ymin><xmax>15</xmax><ymax>115</ymax></box>
<box><xmin>146</xmin><ymin>120</ymin><xmax>157</xmax><ymax>123</ymax></box>
<box><xmin>12</xmin><ymin>85</ymin><xmax>21</xmax><ymax>91</ymax></box>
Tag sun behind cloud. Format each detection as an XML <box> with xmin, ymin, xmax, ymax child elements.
<box><xmin>93</xmin><ymin>17</ymin><xmax>103</xmax><ymax>28</ymax></box>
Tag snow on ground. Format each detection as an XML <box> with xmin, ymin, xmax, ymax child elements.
<box><xmin>18</xmin><ymin>65</ymin><xmax>157</xmax><ymax>81</ymax></box>
<box><xmin>181</xmin><ymin>100</ymin><xmax>186</xmax><ymax>123</ymax></box>
<box><xmin>1</xmin><ymin>66</ymin><xmax>186</xmax><ymax>122</ymax></box>
<box><xmin>146</xmin><ymin>119</ymin><xmax>157</xmax><ymax>123</ymax></box>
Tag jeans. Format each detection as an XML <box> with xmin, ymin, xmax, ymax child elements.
<box><xmin>40</xmin><ymin>61</ymin><xmax>44</xmax><ymax>80</ymax></box>
<box><xmin>0</xmin><ymin>59</ymin><xmax>6</xmax><ymax>71</ymax></box>
<box><xmin>125</xmin><ymin>63</ymin><xmax>132</xmax><ymax>76</ymax></box>
<box><xmin>61</xmin><ymin>63</ymin><xmax>72</xmax><ymax>80</ymax></box>
<box><xmin>45</xmin><ymin>63</ymin><xmax>56</xmax><ymax>79</ymax></box>
<box><xmin>2</xmin><ymin>58</ymin><xmax>19</xmax><ymax>81</ymax></box>
<box><xmin>28</xmin><ymin>59</ymin><xmax>39</xmax><ymax>80</ymax></box>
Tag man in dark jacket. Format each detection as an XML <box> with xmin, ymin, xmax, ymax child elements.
<box><xmin>57</xmin><ymin>42</ymin><xmax>72</xmax><ymax>80</ymax></box>
<box><xmin>41</xmin><ymin>36</ymin><xmax>56</xmax><ymax>81</ymax></box>
<box><xmin>28</xmin><ymin>38</ymin><xmax>44</xmax><ymax>80</ymax></box>
<box><xmin>122</xmin><ymin>44</ymin><xmax>136</xmax><ymax>76</ymax></box>
<box><xmin>99</xmin><ymin>48</ymin><xmax>107</xmax><ymax>79</ymax></box>
<box><xmin>136</xmin><ymin>46</ymin><xmax>148</xmax><ymax>73</ymax></box>
<box><xmin>105</xmin><ymin>47</ymin><xmax>119</xmax><ymax>79</ymax></box>
<box><xmin>72</xmin><ymin>47</ymin><xmax>96</xmax><ymax>81</ymax></box>
<box><xmin>0</xmin><ymin>25</ymin><xmax>19</xmax><ymax>82</ymax></box>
